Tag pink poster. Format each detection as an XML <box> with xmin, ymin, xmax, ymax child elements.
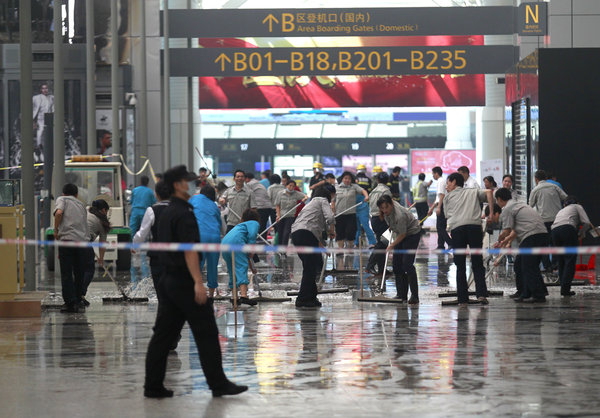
<box><xmin>411</xmin><ymin>150</ymin><xmax>476</xmax><ymax>175</ymax></box>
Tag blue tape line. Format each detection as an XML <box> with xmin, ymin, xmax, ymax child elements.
<box><xmin>0</xmin><ymin>238</ymin><xmax>597</xmax><ymax>257</ymax></box>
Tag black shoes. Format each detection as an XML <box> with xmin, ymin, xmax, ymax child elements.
<box><xmin>407</xmin><ymin>297</ymin><xmax>419</xmax><ymax>305</ymax></box>
<box><xmin>230</xmin><ymin>297</ymin><xmax>258</xmax><ymax>306</ymax></box>
<box><xmin>144</xmin><ymin>387</ymin><xmax>174</xmax><ymax>398</ymax></box>
<box><xmin>295</xmin><ymin>299</ymin><xmax>322</xmax><ymax>308</ymax></box>
<box><xmin>145</xmin><ymin>381</ymin><xmax>248</xmax><ymax>398</ymax></box>
<box><xmin>60</xmin><ymin>303</ymin><xmax>82</xmax><ymax>313</ymax></box>
<box><xmin>521</xmin><ymin>297</ymin><xmax>546</xmax><ymax>303</ymax></box>
<box><xmin>561</xmin><ymin>291</ymin><xmax>576</xmax><ymax>297</ymax></box>
<box><xmin>239</xmin><ymin>297</ymin><xmax>257</xmax><ymax>306</ymax></box>
<box><xmin>477</xmin><ymin>297</ymin><xmax>489</xmax><ymax>305</ymax></box>
<box><xmin>80</xmin><ymin>297</ymin><xmax>90</xmax><ymax>307</ymax></box>
<box><xmin>509</xmin><ymin>291</ymin><xmax>521</xmax><ymax>299</ymax></box>
<box><xmin>212</xmin><ymin>381</ymin><xmax>248</xmax><ymax>398</ymax></box>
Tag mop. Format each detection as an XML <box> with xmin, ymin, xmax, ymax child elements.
<box><xmin>101</xmin><ymin>262</ymin><xmax>149</xmax><ymax>303</ymax></box>
<box><xmin>440</xmin><ymin>254</ymin><xmax>506</xmax><ymax>306</ymax></box>
<box><xmin>356</xmin><ymin>237</ymin><xmax>404</xmax><ymax>304</ymax></box>
<box><xmin>324</xmin><ymin>201</ymin><xmax>367</xmax><ymax>274</ymax></box>
<box><xmin>287</xmin><ymin>239</ymin><xmax>349</xmax><ymax>296</ymax></box>
<box><xmin>248</xmin><ymin>258</ymin><xmax>291</xmax><ymax>303</ymax></box>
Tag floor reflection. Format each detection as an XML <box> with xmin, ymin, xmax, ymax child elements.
<box><xmin>4</xmin><ymin>238</ymin><xmax>600</xmax><ymax>416</ymax></box>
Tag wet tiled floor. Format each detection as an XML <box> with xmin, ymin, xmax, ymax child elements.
<box><xmin>3</xmin><ymin>234</ymin><xmax>600</xmax><ymax>417</ymax></box>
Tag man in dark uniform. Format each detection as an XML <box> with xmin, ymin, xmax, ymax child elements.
<box><xmin>387</xmin><ymin>166</ymin><xmax>402</xmax><ymax>203</ymax></box>
<box><xmin>355</xmin><ymin>163</ymin><xmax>372</xmax><ymax>192</ymax></box>
<box><xmin>309</xmin><ymin>162</ymin><xmax>326</xmax><ymax>197</ymax></box>
<box><xmin>144</xmin><ymin>165</ymin><xmax>247</xmax><ymax>399</ymax></box>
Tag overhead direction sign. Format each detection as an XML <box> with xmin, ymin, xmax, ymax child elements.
<box><xmin>518</xmin><ymin>2</ymin><xmax>547</xmax><ymax>36</ymax></box>
<box><xmin>166</xmin><ymin>45</ymin><xmax>518</xmax><ymax>77</ymax></box>
<box><xmin>162</xmin><ymin>6</ymin><xmax>546</xmax><ymax>38</ymax></box>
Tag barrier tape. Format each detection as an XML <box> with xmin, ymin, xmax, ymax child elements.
<box><xmin>1</xmin><ymin>237</ymin><xmax>599</xmax><ymax>257</ymax></box>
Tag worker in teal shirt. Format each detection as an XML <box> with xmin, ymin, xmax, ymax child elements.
<box><xmin>189</xmin><ymin>185</ymin><xmax>223</xmax><ymax>298</ymax></box>
<box><xmin>354</xmin><ymin>193</ymin><xmax>376</xmax><ymax>247</ymax></box>
<box><xmin>221</xmin><ymin>209</ymin><xmax>260</xmax><ymax>306</ymax></box>
<box><xmin>130</xmin><ymin>175</ymin><xmax>156</xmax><ymax>235</ymax></box>
<box><xmin>129</xmin><ymin>175</ymin><xmax>156</xmax><ymax>283</ymax></box>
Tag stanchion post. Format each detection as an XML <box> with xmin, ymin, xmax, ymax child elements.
<box><xmin>359</xmin><ymin>238</ymin><xmax>363</xmax><ymax>298</ymax></box>
<box><xmin>231</xmin><ymin>251</ymin><xmax>238</xmax><ymax>337</ymax></box>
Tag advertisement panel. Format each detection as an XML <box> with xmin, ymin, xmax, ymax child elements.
<box><xmin>375</xmin><ymin>154</ymin><xmax>409</xmax><ymax>174</ymax></box>
<box><xmin>411</xmin><ymin>149</ymin><xmax>476</xmax><ymax>176</ymax></box>
<box><xmin>8</xmin><ymin>80</ymin><xmax>82</xmax><ymax>191</ymax></box>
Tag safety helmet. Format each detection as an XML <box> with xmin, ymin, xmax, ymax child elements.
<box><xmin>357</xmin><ymin>163</ymin><xmax>366</xmax><ymax>171</ymax></box>
<box><xmin>372</xmin><ymin>165</ymin><xmax>383</xmax><ymax>173</ymax></box>
<box><xmin>313</xmin><ymin>162</ymin><xmax>323</xmax><ymax>169</ymax></box>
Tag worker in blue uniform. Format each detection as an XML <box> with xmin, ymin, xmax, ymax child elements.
<box><xmin>129</xmin><ymin>175</ymin><xmax>156</xmax><ymax>283</ymax></box>
<box><xmin>221</xmin><ymin>209</ymin><xmax>260</xmax><ymax>306</ymax></box>
<box><xmin>189</xmin><ymin>185</ymin><xmax>223</xmax><ymax>298</ymax></box>
<box><xmin>130</xmin><ymin>175</ymin><xmax>157</xmax><ymax>234</ymax></box>
<box><xmin>354</xmin><ymin>193</ymin><xmax>376</xmax><ymax>247</ymax></box>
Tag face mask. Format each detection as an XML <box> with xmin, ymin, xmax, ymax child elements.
<box><xmin>187</xmin><ymin>181</ymin><xmax>196</xmax><ymax>195</ymax></box>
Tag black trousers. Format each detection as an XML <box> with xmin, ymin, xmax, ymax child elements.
<box><xmin>451</xmin><ymin>224</ymin><xmax>487</xmax><ymax>303</ymax></box>
<box><xmin>81</xmin><ymin>247</ymin><xmax>96</xmax><ymax>296</ymax></box>
<box><xmin>541</xmin><ymin>222</ymin><xmax>555</xmax><ymax>269</ymax></box>
<box><xmin>144</xmin><ymin>270</ymin><xmax>228</xmax><ymax>391</ymax></box>
<box><xmin>514</xmin><ymin>233</ymin><xmax>548</xmax><ymax>299</ymax></box>
<box><xmin>291</xmin><ymin>229</ymin><xmax>323</xmax><ymax>302</ymax></box>
<box><xmin>58</xmin><ymin>246</ymin><xmax>86</xmax><ymax>306</ymax></box>
<box><xmin>335</xmin><ymin>214</ymin><xmax>357</xmax><ymax>242</ymax></box>
<box><xmin>415</xmin><ymin>201</ymin><xmax>429</xmax><ymax>223</ymax></box>
<box><xmin>551</xmin><ymin>225</ymin><xmax>578</xmax><ymax>294</ymax></box>
<box><xmin>367</xmin><ymin>215</ymin><xmax>389</xmax><ymax>273</ymax></box>
<box><xmin>278</xmin><ymin>217</ymin><xmax>295</xmax><ymax>246</ymax></box>
<box><xmin>392</xmin><ymin>232</ymin><xmax>421</xmax><ymax>300</ymax></box>
<box><xmin>436</xmin><ymin>208</ymin><xmax>452</xmax><ymax>249</ymax></box>
<box><xmin>258</xmin><ymin>208</ymin><xmax>272</xmax><ymax>240</ymax></box>
<box><xmin>149</xmin><ymin>260</ymin><xmax>164</xmax><ymax>299</ymax></box>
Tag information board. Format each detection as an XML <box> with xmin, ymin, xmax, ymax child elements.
<box><xmin>168</xmin><ymin>45</ymin><xmax>518</xmax><ymax>77</ymax></box>
<box><xmin>163</xmin><ymin>6</ymin><xmax>546</xmax><ymax>38</ymax></box>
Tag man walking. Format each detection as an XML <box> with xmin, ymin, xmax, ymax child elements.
<box><xmin>144</xmin><ymin>165</ymin><xmax>247</xmax><ymax>398</ymax></box>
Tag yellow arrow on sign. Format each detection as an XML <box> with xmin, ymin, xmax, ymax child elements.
<box><xmin>214</xmin><ymin>53</ymin><xmax>232</xmax><ymax>71</ymax></box>
<box><xmin>262</xmin><ymin>14</ymin><xmax>279</xmax><ymax>32</ymax></box>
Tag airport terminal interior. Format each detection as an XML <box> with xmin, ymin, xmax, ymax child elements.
<box><xmin>2</xmin><ymin>0</ymin><xmax>600</xmax><ymax>417</ymax></box>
